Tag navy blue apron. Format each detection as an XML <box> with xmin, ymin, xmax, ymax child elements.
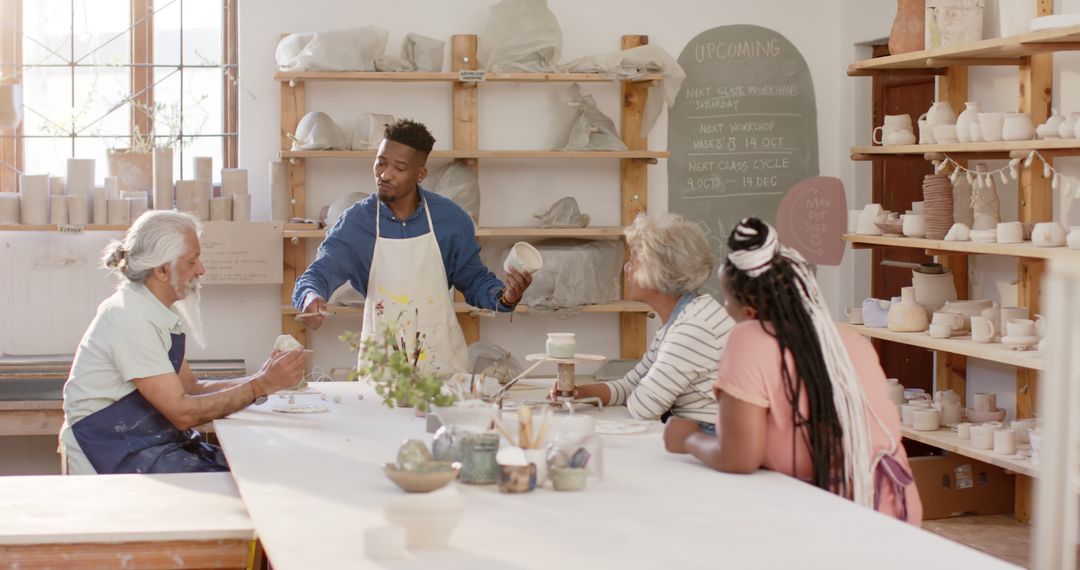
<box><xmin>71</xmin><ymin>332</ymin><xmax>229</xmax><ymax>474</ymax></box>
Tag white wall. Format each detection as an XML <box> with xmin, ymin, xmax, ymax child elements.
<box><xmin>237</xmin><ymin>0</ymin><xmax>848</xmax><ymax>377</ymax></box>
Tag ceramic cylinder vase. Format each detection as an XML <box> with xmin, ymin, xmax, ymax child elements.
<box><xmin>49</xmin><ymin>176</ymin><xmax>65</xmax><ymax>197</ymax></box>
<box><xmin>221</xmin><ymin>168</ymin><xmax>248</xmax><ymax>197</ymax></box>
<box><xmin>65</xmin><ymin>158</ymin><xmax>94</xmax><ymax>196</ymax></box>
<box><xmin>888</xmin><ymin>287</ymin><xmax>929</xmax><ymax>332</ymax></box>
<box><xmin>232</xmin><ymin>193</ymin><xmax>251</xmax><ymax>222</ymax></box>
<box><xmin>193</xmin><ymin>156</ymin><xmax>213</xmax><ymax>186</ymax></box>
<box><xmin>270</xmin><ymin>161</ymin><xmax>291</xmax><ymax>221</ymax></box>
<box><xmin>92</xmin><ymin>187</ymin><xmax>108</xmax><ymax>224</ymax></box>
<box><xmin>459</xmin><ymin>433</ymin><xmax>499</xmax><ymax>485</ymax></box>
<box><xmin>66</xmin><ymin>195</ymin><xmax>88</xmax><ymax>225</ymax></box>
<box><xmin>48</xmin><ymin>194</ymin><xmax>67</xmax><ymax>225</ymax></box>
<box><xmin>175</xmin><ymin>180</ymin><xmax>201</xmax><ymax>217</ymax></box>
<box><xmin>128</xmin><ymin>195</ymin><xmax>149</xmax><ymax>222</ymax></box>
<box><xmin>194</xmin><ymin>181</ymin><xmax>211</xmax><ymax>221</ymax></box>
<box><xmin>955</xmin><ymin>102</ymin><xmax>979</xmax><ymax>143</ymax></box>
<box><xmin>0</xmin><ymin>193</ymin><xmax>19</xmax><ymax>224</ymax></box>
<box><xmin>152</xmin><ymin>147</ymin><xmax>173</xmax><ymax>210</ymax></box>
<box><xmin>210</xmin><ymin>197</ymin><xmax>233</xmax><ymax>221</ymax></box>
<box><xmin>107</xmin><ymin>198</ymin><xmax>131</xmax><ymax>226</ymax></box>
<box><xmin>18</xmin><ymin>174</ymin><xmax>49</xmax><ymax>225</ymax></box>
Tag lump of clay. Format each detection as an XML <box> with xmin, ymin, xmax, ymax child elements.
<box><xmin>396</xmin><ymin>439</ymin><xmax>433</xmax><ymax>472</ymax></box>
<box><xmin>274</xmin><ymin>334</ymin><xmax>304</xmax><ymax>352</ymax></box>
<box><xmin>534</xmin><ymin>196</ymin><xmax>589</xmax><ymax>228</ymax></box>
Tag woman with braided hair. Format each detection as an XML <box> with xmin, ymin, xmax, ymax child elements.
<box><xmin>663</xmin><ymin>217</ymin><xmax>921</xmax><ymax>524</ymax></box>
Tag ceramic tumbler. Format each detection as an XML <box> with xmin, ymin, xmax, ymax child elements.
<box><xmin>970</xmin><ymin>316</ymin><xmax>995</xmax><ymax>343</ymax></box>
<box><xmin>460</xmin><ymin>433</ymin><xmax>499</xmax><ymax>484</ymax></box>
<box><xmin>996</xmin><ymin>221</ymin><xmax>1023</xmax><ymax>244</ymax></box>
<box><xmin>970</xmin><ymin>425</ymin><xmax>994</xmax><ymax>450</ymax></box>
<box><xmin>941</xmin><ymin>402</ymin><xmax>963</xmax><ymax>426</ymax></box>
<box><xmin>957</xmin><ymin>422</ymin><xmax>973</xmax><ymax>439</ymax></box>
<box><xmin>973</xmin><ymin>393</ymin><xmax>996</xmax><ymax>413</ymax></box>
<box><xmin>993</xmin><ymin>429</ymin><xmax>1016</xmax><ymax>455</ymax></box>
<box><xmin>912</xmin><ymin>409</ymin><xmax>941</xmax><ymax>431</ymax></box>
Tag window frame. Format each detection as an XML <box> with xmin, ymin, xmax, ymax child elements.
<box><xmin>0</xmin><ymin>0</ymin><xmax>238</xmax><ymax>192</ymax></box>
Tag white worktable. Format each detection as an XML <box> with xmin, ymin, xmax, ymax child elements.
<box><xmin>0</xmin><ymin>472</ymin><xmax>254</xmax><ymax>569</ymax></box>
<box><xmin>214</xmin><ymin>382</ymin><xmax>1018</xmax><ymax>569</ymax></box>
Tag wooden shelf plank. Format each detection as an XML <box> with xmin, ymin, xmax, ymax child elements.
<box><xmin>851</xmin><ymin>138</ymin><xmax>1080</xmax><ymax>158</ymax></box>
<box><xmin>840</xmin><ymin>323</ymin><xmax>1044</xmax><ymax>370</ymax></box>
<box><xmin>843</xmin><ymin>233</ymin><xmax>1080</xmax><ymax>260</ymax></box>
<box><xmin>0</xmin><ymin>224</ymin><xmax>129</xmax><ymax>232</ymax></box>
<box><xmin>281</xmin><ymin>301</ymin><xmax>652</xmax><ymax>315</ymax></box>
<box><xmin>274</xmin><ymin>71</ymin><xmax>663</xmax><ymax>83</ymax></box>
<box><xmin>847</xmin><ymin>24</ymin><xmax>1080</xmax><ymax>73</ymax></box>
<box><xmin>280</xmin><ymin>149</ymin><xmax>669</xmax><ymax>160</ymax></box>
<box><xmin>284</xmin><ymin>226</ymin><xmax>626</xmax><ymax>240</ymax></box>
<box><xmin>900</xmin><ymin>425</ymin><xmax>1037</xmax><ymax>477</ymax></box>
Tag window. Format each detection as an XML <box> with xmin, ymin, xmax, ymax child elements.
<box><xmin>0</xmin><ymin>0</ymin><xmax>237</xmax><ymax>192</ymax></box>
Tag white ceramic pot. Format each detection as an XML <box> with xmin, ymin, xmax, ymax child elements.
<box><xmin>1036</xmin><ymin>109</ymin><xmax>1064</xmax><ymax>139</ymax></box>
<box><xmin>970</xmin><ymin>425</ymin><xmax>995</xmax><ymax>450</ymax></box>
<box><xmin>1068</xmin><ymin>226</ymin><xmax>1080</xmax><ymax>249</ymax></box>
<box><xmin>1059</xmin><ymin>113</ymin><xmax>1080</xmax><ymax>139</ymax></box>
<box><xmin>886</xmin><ymin>378</ymin><xmax>905</xmax><ymax>405</ymax></box>
<box><xmin>901</xmin><ymin>213</ymin><xmax>925</xmax><ymax>237</ymax></box>
<box><xmin>912</xmin><ymin>409</ymin><xmax>941</xmax><ymax>431</ymax></box>
<box><xmin>382</xmin><ymin>488</ymin><xmax>464</xmax><ymax>549</ymax></box>
<box><xmin>1002</xmin><ymin>113</ymin><xmax>1035</xmax><ymax>141</ymax></box>
<box><xmin>993</xmin><ymin>428</ymin><xmax>1016</xmax><ymax>455</ymax></box>
<box><xmin>955</xmin><ymin>102</ymin><xmax>980</xmax><ymax>143</ymax></box>
<box><xmin>912</xmin><ymin>270</ymin><xmax>958</xmax><ymax>313</ymax></box>
<box><xmin>925</xmin><ymin>101</ymin><xmax>956</xmax><ymax>126</ymax></box>
<box><xmin>933</xmin><ymin>124</ymin><xmax>959</xmax><ymax>144</ymax></box>
<box><xmin>918</xmin><ymin>119</ymin><xmax>936</xmax><ymax>144</ymax></box>
<box><xmin>887</xmin><ymin>287</ymin><xmax>929</xmax><ymax>332</ymax></box>
<box><xmin>885</xmin><ymin>129</ymin><xmax>917</xmax><ymax>146</ymax></box>
<box><xmin>941</xmin><ymin>299</ymin><xmax>995</xmax><ymax>331</ymax></box>
<box><xmin>1032</xmin><ymin>221</ymin><xmax>1067</xmax><ymax>247</ymax></box>
<box><xmin>857</xmin><ymin>204</ymin><xmax>884</xmax><ymax>235</ymax></box>
<box><xmin>996</xmin><ymin>221</ymin><xmax>1023</xmax><ymax>243</ymax></box>
<box><xmin>874</xmin><ymin>114</ymin><xmax>913</xmax><ymax>145</ymax></box>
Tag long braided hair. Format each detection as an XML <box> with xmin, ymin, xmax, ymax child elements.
<box><xmin>723</xmin><ymin>218</ymin><xmax>876</xmax><ymax>506</ymax></box>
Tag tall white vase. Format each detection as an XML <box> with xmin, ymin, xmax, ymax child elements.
<box><xmin>956</xmin><ymin>102</ymin><xmax>980</xmax><ymax>143</ymax></box>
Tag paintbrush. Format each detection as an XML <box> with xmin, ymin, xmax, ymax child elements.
<box><xmin>532</xmin><ymin>407</ymin><xmax>552</xmax><ymax>449</ymax></box>
<box><xmin>519</xmin><ymin>405</ymin><xmax>533</xmax><ymax>449</ymax></box>
<box><xmin>491</xmin><ymin>415</ymin><xmax>517</xmax><ymax>447</ymax></box>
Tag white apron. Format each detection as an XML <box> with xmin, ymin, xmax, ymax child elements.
<box><xmin>360</xmin><ymin>197</ymin><xmax>469</xmax><ymax>377</ymax></box>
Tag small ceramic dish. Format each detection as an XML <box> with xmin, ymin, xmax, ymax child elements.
<box><xmin>384</xmin><ymin>462</ymin><xmax>460</xmax><ymax>493</ymax></box>
<box><xmin>874</xmin><ymin>221</ymin><xmax>904</xmax><ymax>236</ymax></box>
<box><xmin>271</xmin><ymin>403</ymin><xmax>328</xmax><ymax>413</ymax></box>
<box><xmin>594</xmin><ymin>420</ymin><xmax>651</xmax><ymax>435</ymax></box>
<box><xmin>964</xmin><ymin>408</ymin><xmax>1007</xmax><ymax>423</ymax></box>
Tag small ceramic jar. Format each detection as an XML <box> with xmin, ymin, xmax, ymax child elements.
<box><xmin>546</xmin><ymin>333</ymin><xmax>576</xmax><ymax>358</ymax></box>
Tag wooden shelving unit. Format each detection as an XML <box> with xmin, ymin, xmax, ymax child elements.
<box><xmin>278</xmin><ymin>34</ymin><xmax>660</xmax><ymax>357</ymax></box>
<box><xmin>843</xmin><ymin>233</ymin><xmax>1080</xmax><ymax>261</ymax></box>
<box><xmin>274</xmin><ymin>71</ymin><xmax>664</xmax><ymax>83</ymax></box>
<box><xmin>281</xmin><ymin>149</ymin><xmax>668</xmax><ymax>160</ymax></box>
<box><xmin>847</xmin><ymin>24</ymin><xmax>1080</xmax><ymax>74</ymax></box>
<box><xmin>840</xmin><ymin>323</ymin><xmax>1044</xmax><ymax>370</ymax></box>
<box><xmin>900</xmin><ymin>426</ymin><xmax>1037</xmax><ymax>478</ymax></box>
<box><xmin>0</xmin><ymin>224</ymin><xmax>130</xmax><ymax>232</ymax></box>
<box><xmin>281</xmin><ymin>300</ymin><xmax>652</xmax><ymax>316</ymax></box>
<box><xmin>851</xmin><ymin>138</ymin><xmax>1080</xmax><ymax>159</ymax></box>
<box><xmin>847</xmin><ymin>3</ymin><xmax>1059</xmax><ymax>523</ymax></box>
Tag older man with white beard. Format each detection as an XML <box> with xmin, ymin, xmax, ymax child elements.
<box><xmin>60</xmin><ymin>210</ymin><xmax>306</xmax><ymax>474</ymax></box>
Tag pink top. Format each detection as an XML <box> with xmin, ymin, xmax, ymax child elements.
<box><xmin>715</xmin><ymin>320</ymin><xmax>922</xmax><ymax>525</ymax></box>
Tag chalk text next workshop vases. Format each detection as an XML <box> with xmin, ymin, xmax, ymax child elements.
<box><xmin>889</xmin><ymin>0</ymin><xmax>926</xmax><ymax>54</ymax></box>
<box><xmin>888</xmin><ymin>287</ymin><xmax>929</xmax><ymax>332</ymax></box>
<box><xmin>955</xmin><ymin>102</ymin><xmax>980</xmax><ymax>143</ymax></box>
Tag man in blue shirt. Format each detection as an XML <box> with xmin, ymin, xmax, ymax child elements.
<box><xmin>293</xmin><ymin>119</ymin><xmax>530</xmax><ymax>375</ymax></box>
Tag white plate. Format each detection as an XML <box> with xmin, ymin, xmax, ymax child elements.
<box><xmin>272</xmin><ymin>404</ymin><xmax>329</xmax><ymax>414</ymax></box>
<box><xmin>594</xmin><ymin>420</ymin><xmax>651</xmax><ymax>435</ymax></box>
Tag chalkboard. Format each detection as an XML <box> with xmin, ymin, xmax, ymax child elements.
<box><xmin>668</xmin><ymin>25</ymin><xmax>818</xmax><ymax>297</ymax></box>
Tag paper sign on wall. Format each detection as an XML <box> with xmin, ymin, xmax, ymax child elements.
<box><xmin>199</xmin><ymin>222</ymin><xmax>283</xmax><ymax>285</ymax></box>
<box><xmin>776</xmin><ymin>176</ymin><xmax>847</xmax><ymax>266</ymax></box>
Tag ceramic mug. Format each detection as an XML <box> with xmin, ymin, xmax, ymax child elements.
<box><xmin>845</xmin><ymin>307</ymin><xmax>864</xmax><ymax>325</ymax></box>
<box><xmin>503</xmin><ymin>241</ymin><xmax>544</xmax><ymax>274</ymax></box>
<box><xmin>1006</xmin><ymin>318</ymin><xmax>1036</xmax><ymax>338</ymax></box>
<box><xmin>993</xmin><ymin>429</ymin><xmax>1016</xmax><ymax>455</ymax></box>
<box><xmin>970</xmin><ymin>424</ymin><xmax>995</xmax><ymax>450</ymax></box>
<box><xmin>941</xmin><ymin>402</ymin><xmax>963</xmax><ymax>426</ymax></box>
<box><xmin>931</xmin><ymin>311</ymin><xmax>964</xmax><ymax>332</ymax></box>
<box><xmin>996</xmin><ymin>221</ymin><xmax>1023</xmax><ymax>244</ymax></box>
<box><xmin>970</xmin><ymin>316</ymin><xmax>995</xmax><ymax>343</ymax></box>
<box><xmin>928</xmin><ymin>322</ymin><xmax>953</xmax><ymax>339</ymax></box>
<box><xmin>918</xmin><ymin>119</ymin><xmax>936</xmax><ymax>144</ymax></box>
<box><xmin>902</xmin><ymin>213</ymin><xmax>925</xmax><ymax>238</ymax></box>
<box><xmin>957</xmin><ymin>422</ymin><xmax>973</xmax><ymax>439</ymax></box>
<box><xmin>874</xmin><ymin>114</ymin><xmax>912</xmax><ymax>145</ymax></box>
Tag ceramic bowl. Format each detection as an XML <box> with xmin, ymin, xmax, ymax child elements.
<box><xmin>383</xmin><ymin>487</ymin><xmax>465</xmax><ymax>548</ymax></box>
<box><xmin>964</xmin><ymin>408</ymin><xmax>1007</xmax><ymax>423</ymax></box>
<box><xmin>384</xmin><ymin>462</ymin><xmax>460</xmax><ymax>493</ymax></box>
<box><xmin>874</xmin><ymin>220</ymin><xmax>904</xmax><ymax>235</ymax></box>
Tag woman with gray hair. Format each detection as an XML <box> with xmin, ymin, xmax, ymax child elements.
<box><xmin>564</xmin><ymin>212</ymin><xmax>734</xmax><ymax>425</ymax></box>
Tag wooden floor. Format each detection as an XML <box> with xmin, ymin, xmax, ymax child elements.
<box><xmin>923</xmin><ymin>515</ymin><xmax>1036</xmax><ymax>568</ymax></box>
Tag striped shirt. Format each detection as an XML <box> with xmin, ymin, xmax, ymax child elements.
<box><xmin>606</xmin><ymin>294</ymin><xmax>734</xmax><ymax>423</ymax></box>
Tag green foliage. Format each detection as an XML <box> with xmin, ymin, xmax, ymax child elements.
<box><xmin>340</xmin><ymin>322</ymin><xmax>457</xmax><ymax>413</ymax></box>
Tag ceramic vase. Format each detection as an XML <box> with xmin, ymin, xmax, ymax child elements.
<box><xmin>1036</xmin><ymin>109</ymin><xmax>1064</xmax><ymax>139</ymax></box>
<box><xmin>925</xmin><ymin>101</ymin><xmax>957</xmax><ymax>127</ymax></box>
<box><xmin>955</xmin><ymin>102</ymin><xmax>980</xmax><ymax>143</ymax></box>
<box><xmin>888</xmin><ymin>287</ymin><xmax>929</xmax><ymax>332</ymax></box>
<box><xmin>1002</xmin><ymin>113</ymin><xmax>1035</xmax><ymax>141</ymax></box>
<box><xmin>890</xmin><ymin>0</ymin><xmax>927</xmax><ymax>54</ymax></box>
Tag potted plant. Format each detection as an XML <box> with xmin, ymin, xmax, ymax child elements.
<box><xmin>342</xmin><ymin>320</ymin><xmax>457</xmax><ymax>413</ymax></box>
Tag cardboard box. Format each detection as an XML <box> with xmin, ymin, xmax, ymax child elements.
<box><xmin>908</xmin><ymin>452</ymin><xmax>1015</xmax><ymax>520</ymax></box>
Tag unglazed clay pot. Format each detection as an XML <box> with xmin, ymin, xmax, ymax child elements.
<box><xmin>888</xmin><ymin>287</ymin><xmax>929</xmax><ymax>332</ymax></box>
<box><xmin>911</xmin><ymin>269</ymin><xmax>957</xmax><ymax>313</ymax></box>
<box><xmin>889</xmin><ymin>0</ymin><xmax>926</xmax><ymax>55</ymax></box>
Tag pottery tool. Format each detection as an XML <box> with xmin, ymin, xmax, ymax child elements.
<box><xmin>491</xmin><ymin>359</ymin><xmax>546</xmax><ymax>402</ymax></box>
<box><xmin>518</xmin><ymin>405</ymin><xmax>533</xmax><ymax>450</ymax></box>
<box><xmin>491</xmin><ymin>415</ymin><xmax>517</xmax><ymax>446</ymax></box>
<box><xmin>293</xmin><ymin>309</ymin><xmax>331</xmax><ymax>321</ymax></box>
<box><xmin>531</xmin><ymin>407</ymin><xmax>552</xmax><ymax>449</ymax></box>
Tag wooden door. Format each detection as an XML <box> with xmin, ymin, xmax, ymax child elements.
<box><xmin>870</xmin><ymin>44</ymin><xmax>936</xmax><ymax>394</ymax></box>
